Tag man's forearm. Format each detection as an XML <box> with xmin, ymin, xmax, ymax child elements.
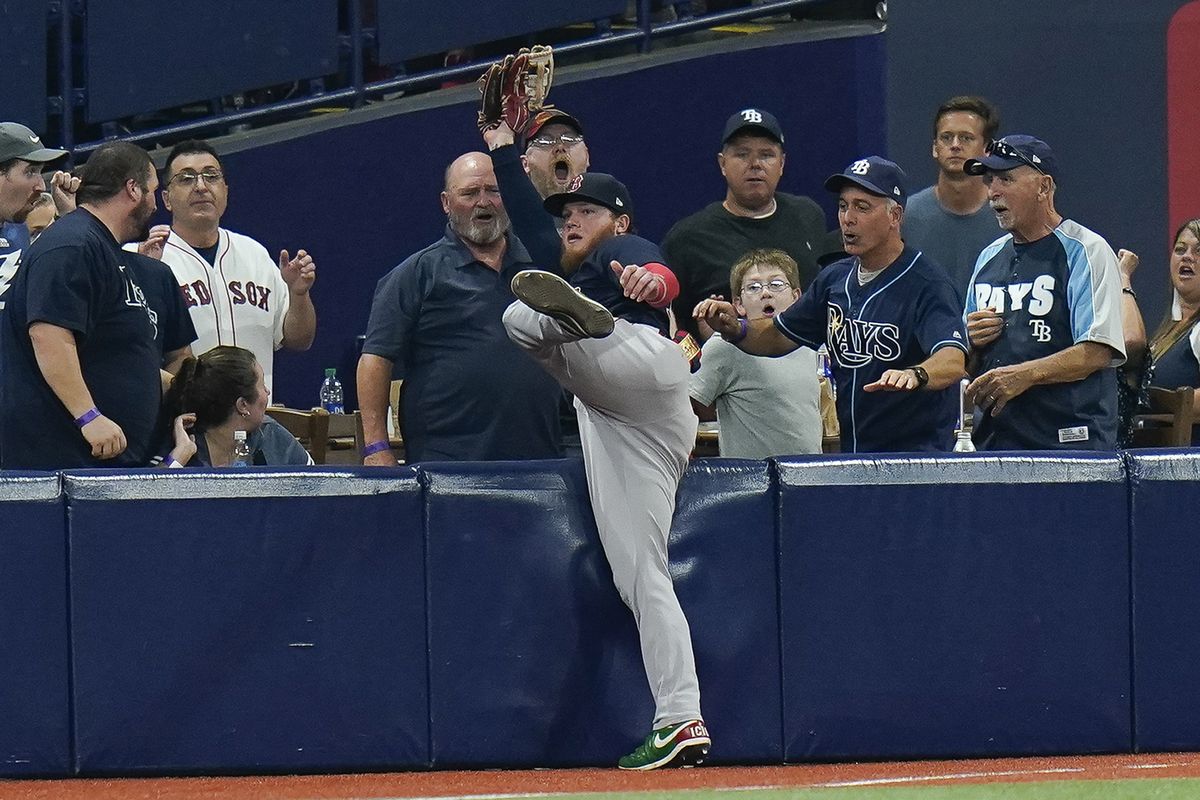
<box><xmin>921</xmin><ymin>346</ymin><xmax>967</xmax><ymax>391</ymax></box>
<box><xmin>28</xmin><ymin>322</ymin><xmax>94</xmax><ymax>418</ymax></box>
<box><xmin>739</xmin><ymin>318</ymin><xmax>801</xmax><ymax>357</ymax></box>
<box><xmin>1021</xmin><ymin>341</ymin><xmax>1116</xmax><ymax>386</ymax></box>
<box><xmin>356</xmin><ymin>353</ymin><xmax>394</xmax><ymax>444</ymax></box>
<box><xmin>281</xmin><ymin>294</ymin><xmax>316</xmax><ymax>350</ymax></box>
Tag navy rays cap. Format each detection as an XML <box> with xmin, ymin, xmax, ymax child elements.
<box><xmin>824</xmin><ymin>156</ymin><xmax>908</xmax><ymax>206</ymax></box>
<box><xmin>543</xmin><ymin>172</ymin><xmax>634</xmax><ymax>221</ymax></box>
<box><xmin>0</xmin><ymin>122</ymin><xmax>67</xmax><ymax>164</ymax></box>
<box><xmin>721</xmin><ymin>108</ymin><xmax>784</xmax><ymax>146</ymax></box>
<box><xmin>963</xmin><ymin>134</ymin><xmax>1057</xmax><ymax>177</ymax></box>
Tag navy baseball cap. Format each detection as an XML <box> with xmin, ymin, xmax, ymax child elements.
<box><xmin>824</xmin><ymin>156</ymin><xmax>908</xmax><ymax>206</ymax></box>
<box><xmin>721</xmin><ymin>108</ymin><xmax>784</xmax><ymax>146</ymax></box>
<box><xmin>544</xmin><ymin>172</ymin><xmax>633</xmax><ymax>221</ymax></box>
<box><xmin>963</xmin><ymin>134</ymin><xmax>1057</xmax><ymax>177</ymax></box>
<box><xmin>525</xmin><ymin>109</ymin><xmax>584</xmax><ymax>143</ymax></box>
<box><xmin>0</xmin><ymin>122</ymin><xmax>66</xmax><ymax>164</ymax></box>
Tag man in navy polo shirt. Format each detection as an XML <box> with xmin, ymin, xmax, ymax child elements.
<box><xmin>695</xmin><ymin>156</ymin><xmax>969</xmax><ymax>453</ymax></box>
<box><xmin>0</xmin><ymin>141</ymin><xmax>162</xmax><ymax>469</ymax></box>
<box><xmin>356</xmin><ymin>151</ymin><xmax>562</xmax><ymax>464</ymax></box>
<box><xmin>962</xmin><ymin>135</ymin><xmax>1125</xmax><ymax>450</ymax></box>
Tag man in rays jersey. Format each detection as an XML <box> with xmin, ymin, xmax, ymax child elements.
<box><xmin>695</xmin><ymin>156</ymin><xmax>968</xmax><ymax>453</ymax></box>
<box><xmin>962</xmin><ymin>135</ymin><xmax>1125</xmax><ymax>450</ymax></box>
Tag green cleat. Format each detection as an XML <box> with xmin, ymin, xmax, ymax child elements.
<box><xmin>618</xmin><ymin>719</ymin><xmax>710</xmax><ymax>771</ymax></box>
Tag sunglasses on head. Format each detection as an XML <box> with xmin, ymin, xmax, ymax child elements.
<box><xmin>987</xmin><ymin>139</ymin><xmax>1045</xmax><ymax>175</ymax></box>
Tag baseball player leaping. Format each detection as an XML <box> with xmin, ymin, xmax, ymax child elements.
<box><xmin>502</xmin><ymin>173</ymin><xmax>710</xmax><ymax>771</ymax></box>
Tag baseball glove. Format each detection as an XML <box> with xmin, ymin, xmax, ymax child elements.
<box><xmin>476</xmin><ymin>46</ymin><xmax>554</xmax><ymax>134</ymax></box>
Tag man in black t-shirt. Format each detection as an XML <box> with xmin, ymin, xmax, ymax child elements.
<box><xmin>663</xmin><ymin>108</ymin><xmax>830</xmax><ymax>339</ymax></box>
<box><xmin>0</xmin><ymin>141</ymin><xmax>162</xmax><ymax>469</ymax></box>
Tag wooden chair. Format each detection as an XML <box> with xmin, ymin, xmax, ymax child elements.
<box><xmin>1131</xmin><ymin>387</ymin><xmax>1196</xmax><ymax>448</ymax></box>
<box><xmin>264</xmin><ymin>406</ymin><xmax>331</xmax><ymax>464</ymax></box>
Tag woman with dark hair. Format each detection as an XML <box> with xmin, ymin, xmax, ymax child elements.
<box><xmin>1140</xmin><ymin>218</ymin><xmax>1200</xmax><ymax>444</ymax></box>
<box><xmin>161</xmin><ymin>345</ymin><xmax>311</xmax><ymax>466</ymax></box>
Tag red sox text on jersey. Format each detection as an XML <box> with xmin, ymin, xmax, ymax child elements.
<box><xmin>179</xmin><ymin>279</ymin><xmax>274</xmax><ymax>311</ymax></box>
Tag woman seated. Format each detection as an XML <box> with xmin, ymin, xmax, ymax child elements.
<box><xmin>161</xmin><ymin>346</ymin><xmax>312</xmax><ymax>467</ymax></box>
<box><xmin>1142</xmin><ymin>219</ymin><xmax>1200</xmax><ymax>444</ymax></box>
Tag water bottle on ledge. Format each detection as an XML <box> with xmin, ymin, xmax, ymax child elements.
<box><xmin>953</xmin><ymin>377</ymin><xmax>976</xmax><ymax>453</ymax></box>
<box><xmin>320</xmin><ymin>368</ymin><xmax>344</xmax><ymax>414</ymax></box>
<box><xmin>232</xmin><ymin>430</ymin><xmax>252</xmax><ymax>467</ymax></box>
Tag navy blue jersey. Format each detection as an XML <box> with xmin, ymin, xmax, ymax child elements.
<box><xmin>965</xmin><ymin>220</ymin><xmax>1125</xmax><ymax>450</ymax></box>
<box><xmin>361</xmin><ymin>226</ymin><xmax>562</xmax><ymax>463</ymax></box>
<box><xmin>0</xmin><ymin>222</ymin><xmax>30</xmax><ymax>313</ymax></box>
<box><xmin>775</xmin><ymin>245</ymin><xmax>967</xmax><ymax>453</ymax></box>
<box><xmin>570</xmin><ymin>234</ymin><xmax>670</xmax><ymax>334</ymax></box>
<box><xmin>0</xmin><ymin>209</ymin><xmax>161</xmax><ymax>469</ymax></box>
<box><xmin>125</xmin><ymin>252</ymin><xmax>197</xmax><ymax>361</ymax></box>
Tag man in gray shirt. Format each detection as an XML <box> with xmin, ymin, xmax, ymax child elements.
<box><xmin>903</xmin><ymin>96</ymin><xmax>1002</xmax><ymax>301</ymax></box>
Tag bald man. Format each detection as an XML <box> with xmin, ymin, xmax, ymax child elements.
<box><xmin>357</xmin><ymin>152</ymin><xmax>563</xmax><ymax>464</ymax></box>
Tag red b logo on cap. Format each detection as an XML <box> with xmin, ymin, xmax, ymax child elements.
<box><xmin>567</xmin><ymin>174</ymin><xmax>584</xmax><ymax>192</ymax></box>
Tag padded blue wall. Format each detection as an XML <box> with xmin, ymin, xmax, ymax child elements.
<box><xmin>0</xmin><ymin>2</ymin><xmax>49</xmax><ymax>133</ymax></box>
<box><xmin>778</xmin><ymin>455</ymin><xmax>1131</xmax><ymax>761</ymax></box>
<box><xmin>65</xmin><ymin>468</ymin><xmax>427</xmax><ymax>774</ymax></box>
<box><xmin>0</xmin><ymin>474</ymin><xmax>69</xmax><ymax>776</ymax></box>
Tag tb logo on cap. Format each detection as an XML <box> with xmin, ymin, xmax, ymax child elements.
<box><xmin>850</xmin><ymin>159</ymin><xmax>872</xmax><ymax>175</ymax></box>
<box><xmin>740</xmin><ymin>109</ymin><xmax>763</xmax><ymax>123</ymax></box>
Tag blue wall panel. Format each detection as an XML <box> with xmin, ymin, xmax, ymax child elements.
<box><xmin>0</xmin><ymin>2</ymin><xmax>50</xmax><ymax>133</ymax></box>
<box><xmin>0</xmin><ymin>474</ymin><xmax>68</xmax><ymax>777</ymax></box>
<box><xmin>1129</xmin><ymin>452</ymin><xmax>1200</xmax><ymax>752</ymax></box>
<box><xmin>66</xmin><ymin>469</ymin><xmax>427</xmax><ymax>774</ymax></box>
<box><xmin>778</xmin><ymin>455</ymin><xmax>1131</xmax><ymax>761</ymax></box>
<box><xmin>84</xmin><ymin>0</ymin><xmax>338</xmax><ymax>122</ymax></box>
<box><xmin>210</xmin><ymin>34</ymin><xmax>885</xmax><ymax>408</ymax></box>
<box><xmin>376</xmin><ymin>0</ymin><xmax>627</xmax><ymax>63</ymax></box>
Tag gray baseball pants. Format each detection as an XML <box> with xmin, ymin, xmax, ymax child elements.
<box><xmin>503</xmin><ymin>301</ymin><xmax>702</xmax><ymax>728</ymax></box>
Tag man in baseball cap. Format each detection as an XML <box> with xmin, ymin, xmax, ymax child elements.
<box><xmin>961</xmin><ymin>133</ymin><xmax>1127</xmax><ymax>451</ymax></box>
<box><xmin>824</xmin><ymin>155</ymin><xmax>908</xmax><ymax>206</ymax></box>
<box><xmin>519</xmin><ymin>108</ymin><xmax>589</xmax><ymax>201</ymax></box>
<box><xmin>0</xmin><ymin>122</ymin><xmax>67</xmax><ymax>225</ymax></box>
<box><xmin>542</xmin><ymin>171</ymin><xmax>632</xmax><ymax>222</ymax></box>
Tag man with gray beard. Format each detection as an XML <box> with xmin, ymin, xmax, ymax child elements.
<box><xmin>357</xmin><ymin>152</ymin><xmax>563</xmax><ymax>463</ymax></box>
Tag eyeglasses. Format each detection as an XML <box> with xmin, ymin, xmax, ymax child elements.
<box><xmin>741</xmin><ymin>279</ymin><xmax>791</xmax><ymax>295</ymax></box>
<box><xmin>987</xmin><ymin>139</ymin><xmax>1044</xmax><ymax>174</ymax></box>
<box><xmin>169</xmin><ymin>169</ymin><xmax>225</xmax><ymax>188</ymax></box>
<box><xmin>527</xmin><ymin>133</ymin><xmax>585</xmax><ymax>149</ymax></box>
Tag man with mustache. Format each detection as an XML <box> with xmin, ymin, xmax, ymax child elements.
<box><xmin>155</xmin><ymin>139</ymin><xmax>316</xmax><ymax>395</ymax></box>
<box><xmin>0</xmin><ymin>141</ymin><xmax>163</xmax><ymax>468</ymax></box>
<box><xmin>962</xmin><ymin>135</ymin><xmax>1125</xmax><ymax>450</ymax></box>
<box><xmin>502</xmin><ymin>173</ymin><xmax>711</xmax><ymax>771</ymax></box>
<box><xmin>356</xmin><ymin>151</ymin><xmax>562</xmax><ymax>464</ymax></box>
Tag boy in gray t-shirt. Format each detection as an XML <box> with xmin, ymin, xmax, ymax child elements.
<box><xmin>689</xmin><ymin>249</ymin><xmax>821</xmax><ymax>458</ymax></box>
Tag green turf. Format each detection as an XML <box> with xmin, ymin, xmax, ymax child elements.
<box><xmin>520</xmin><ymin>779</ymin><xmax>1200</xmax><ymax>800</ymax></box>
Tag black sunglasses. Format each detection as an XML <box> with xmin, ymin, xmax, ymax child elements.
<box><xmin>987</xmin><ymin>139</ymin><xmax>1045</xmax><ymax>174</ymax></box>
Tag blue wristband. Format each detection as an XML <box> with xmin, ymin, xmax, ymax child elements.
<box><xmin>361</xmin><ymin>440</ymin><xmax>391</xmax><ymax>458</ymax></box>
<box><xmin>74</xmin><ymin>407</ymin><xmax>101</xmax><ymax>428</ymax></box>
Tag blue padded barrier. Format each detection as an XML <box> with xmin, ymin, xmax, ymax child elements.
<box><xmin>669</xmin><ymin>460</ymin><xmax>781</xmax><ymax>764</ymax></box>
<box><xmin>0</xmin><ymin>473</ymin><xmax>69</xmax><ymax>777</ymax></box>
<box><xmin>777</xmin><ymin>453</ymin><xmax>1131</xmax><ymax>761</ymax></box>
<box><xmin>423</xmin><ymin>459</ymin><xmax>645</xmax><ymax>767</ymax></box>
<box><xmin>422</xmin><ymin>459</ymin><xmax>781</xmax><ymax>767</ymax></box>
<box><xmin>65</xmin><ymin>468</ymin><xmax>427</xmax><ymax>775</ymax></box>
<box><xmin>1128</xmin><ymin>451</ymin><xmax>1200</xmax><ymax>752</ymax></box>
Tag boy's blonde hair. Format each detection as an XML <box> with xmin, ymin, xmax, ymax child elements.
<box><xmin>729</xmin><ymin>248</ymin><xmax>800</xmax><ymax>297</ymax></box>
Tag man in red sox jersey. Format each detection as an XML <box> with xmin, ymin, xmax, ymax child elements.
<box><xmin>155</xmin><ymin>139</ymin><xmax>316</xmax><ymax>393</ymax></box>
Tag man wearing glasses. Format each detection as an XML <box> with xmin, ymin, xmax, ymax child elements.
<box><xmin>155</xmin><ymin>139</ymin><xmax>316</xmax><ymax>394</ymax></box>
<box><xmin>664</xmin><ymin>108</ymin><xmax>830</xmax><ymax>340</ymax></box>
<box><xmin>962</xmin><ymin>135</ymin><xmax>1125</xmax><ymax>450</ymax></box>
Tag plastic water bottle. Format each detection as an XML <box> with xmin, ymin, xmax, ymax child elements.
<box><xmin>817</xmin><ymin>345</ymin><xmax>836</xmax><ymax>401</ymax></box>
<box><xmin>232</xmin><ymin>430</ymin><xmax>252</xmax><ymax>467</ymax></box>
<box><xmin>320</xmin><ymin>368</ymin><xmax>344</xmax><ymax>414</ymax></box>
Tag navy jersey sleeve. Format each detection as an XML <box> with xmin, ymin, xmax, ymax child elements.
<box><xmin>361</xmin><ymin>257</ymin><xmax>424</xmax><ymax>373</ymax></box>
<box><xmin>24</xmin><ymin>243</ymin><xmax>104</xmax><ymax>335</ymax></box>
<box><xmin>773</xmin><ymin>269</ymin><xmax>828</xmax><ymax>349</ymax></box>
<box><xmin>130</xmin><ymin>253</ymin><xmax>196</xmax><ymax>355</ymax></box>
<box><xmin>916</xmin><ymin>273</ymin><xmax>970</xmax><ymax>357</ymax></box>
<box><xmin>491</xmin><ymin>144</ymin><xmax>563</xmax><ymax>274</ymax></box>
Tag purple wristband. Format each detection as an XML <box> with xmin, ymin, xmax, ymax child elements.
<box><xmin>361</xmin><ymin>440</ymin><xmax>391</xmax><ymax>458</ymax></box>
<box><xmin>728</xmin><ymin>317</ymin><xmax>749</xmax><ymax>344</ymax></box>
<box><xmin>74</xmin><ymin>407</ymin><xmax>101</xmax><ymax>428</ymax></box>
<box><xmin>162</xmin><ymin>455</ymin><xmax>177</xmax><ymax>468</ymax></box>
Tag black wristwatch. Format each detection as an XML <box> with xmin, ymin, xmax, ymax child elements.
<box><xmin>909</xmin><ymin>365</ymin><xmax>929</xmax><ymax>389</ymax></box>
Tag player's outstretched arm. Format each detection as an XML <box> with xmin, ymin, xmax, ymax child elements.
<box><xmin>863</xmin><ymin>346</ymin><xmax>966</xmax><ymax>393</ymax></box>
<box><xmin>692</xmin><ymin>297</ymin><xmax>797</xmax><ymax>357</ymax></box>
